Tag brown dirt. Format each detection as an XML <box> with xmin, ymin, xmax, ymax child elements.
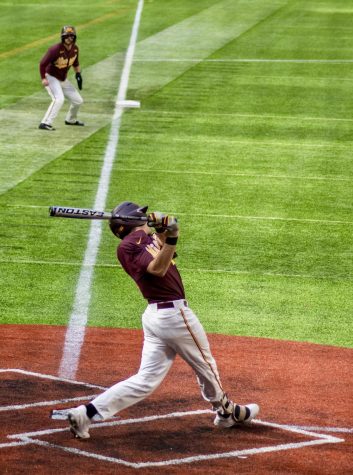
<box><xmin>0</xmin><ymin>324</ymin><xmax>352</xmax><ymax>474</ymax></box>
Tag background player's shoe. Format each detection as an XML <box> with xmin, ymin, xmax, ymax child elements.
<box><xmin>68</xmin><ymin>405</ymin><xmax>91</xmax><ymax>439</ymax></box>
<box><xmin>214</xmin><ymin>403</ymin><xmax>260</xmax><ymax>428</ymax></box>
<box><xmin>39</xmin><ymin>123</ymin><xmax>55</xmax><ymax>131</ymax></box>
<box><xmin>65</xmin><ymin>120</ymin><xmax>84</xmax><ymax>126</ymax></box>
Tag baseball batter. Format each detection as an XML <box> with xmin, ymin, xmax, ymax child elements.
<box><xmin>39</xmin><ymin>26</ymin><xmax>84</xmax><ymax>131</ymax></box>
<box><xmin>68</xmin><ymin>201</ymin><xmax>260</xmax><ymax>439</ymax></box>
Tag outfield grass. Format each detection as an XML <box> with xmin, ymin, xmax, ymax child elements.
<box><xmin>1</xmin><ymin>0</ymin><xmax>353</xmax><ymax>348</ymax></box>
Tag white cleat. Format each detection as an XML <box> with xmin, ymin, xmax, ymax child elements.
<box><xmin>214</xmin><ymin>403</ymin><xmax>260</xmax><ymax>428</ymax></box>
<box><xmin>68</xmin><ymin>405</ymin><xmax>91</xmax><ymax>439</ymax></box>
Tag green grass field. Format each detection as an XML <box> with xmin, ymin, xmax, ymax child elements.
<box><xmin>1</xmin><ymin>0</ymin><xmax>353</xmax><ymax>348</ymax></box>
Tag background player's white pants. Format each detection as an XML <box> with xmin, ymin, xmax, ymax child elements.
<box><xmin>92</xmin><ymin>300</ymin><xmax>225</xmax><ymax>420</ymax></box>
<box><xmin>41</xmin><ymin>73</ymin><xmax>83</xmax><ymax>125</ymax></box>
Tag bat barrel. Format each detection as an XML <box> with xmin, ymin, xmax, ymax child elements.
<box><xmin>49</xmin><ymin>206</ymin><xmax>111</xmax><ymax>219</ymax></box>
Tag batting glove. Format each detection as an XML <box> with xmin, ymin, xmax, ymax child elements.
<box><xmin>148</xmin><ymin>212</ymin><xmax>178</xmax><ymax>232</ymax></box>
<box><xmin>75</xmin><ymin>72</ymin><xmax>83</xmax><ymax>90</ymax></box>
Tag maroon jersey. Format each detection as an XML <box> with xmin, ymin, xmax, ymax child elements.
<box><xmin>117</xmin><ymin>230</ymin><xmax>185</xmax><ymax>303</ymax></box>
<box><xmin>39</xmin><ymin>43</ymin><xmax>79</xmax><ymax>81</ymax></box>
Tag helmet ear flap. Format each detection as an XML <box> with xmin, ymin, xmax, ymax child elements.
<box><xmin>109</xmin><ymin>201</ymin><xmax>148</xmax><ymax>239</ymax></box>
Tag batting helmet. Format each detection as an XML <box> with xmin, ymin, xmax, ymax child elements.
<box><xmin>109</xmin><ymin>201</ymin><xmax>148</xmax><ymax>239</ymax></box>
<box><xmin>61</xmin><ymin>25</ymin><xmax>77</xmax><ymax>42</ymax></box>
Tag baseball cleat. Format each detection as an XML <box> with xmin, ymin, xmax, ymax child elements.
<box><xmin>39</xmin><ymin>123</ymin><xmax>55</xmax><ymax>131</ymax></box>
<box><xmin>68</xmin><ymin>405</ymin><xmax>91</xmax><ymax>439</ymax></box>
<box><xmin>65</xmin><ymin>120</ymin><xmax>84</xmax><ymax>126</ymax></box>
<box><xmin>214</xmin><ymin>403</ymin><xmax>260</xmax><ymax>428</ymax></box>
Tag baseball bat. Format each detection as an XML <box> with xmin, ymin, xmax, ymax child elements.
<box><xmin>49</xmin><ymin>206</ymin><xmax>148</xmax><ymax>222</ymax></box>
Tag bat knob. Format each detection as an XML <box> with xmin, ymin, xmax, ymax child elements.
<box><xmin>49</xmin><ymin>206</ymin><xmax>56</xmax><ymax>216</ymax></box>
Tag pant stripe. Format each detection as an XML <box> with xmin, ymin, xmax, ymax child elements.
<box><xmin>42</xmin><ymin>86</ymin><xmax>57</xmax><ymax>125</ymax></box>
<box><xmin>179</xmin><ymin>308</ymin><xmax>224</xmax><ymax>393</ymax></box>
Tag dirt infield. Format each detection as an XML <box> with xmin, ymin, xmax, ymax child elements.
<box><xmin>1</xmin><ymin>325</ymin><xmax>352</xmax><ymax>474</ymax></box>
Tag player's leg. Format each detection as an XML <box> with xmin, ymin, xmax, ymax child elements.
<box><xmin>169</xmin><ymin>303</ymin><xmax>259</xmax><ymax>427</ymax></box>
<box><xmin>61</xmin><ymin>79</ymin><xmax>84</xmax><ymax>125</ymax></box>
<box><xmin>68</xmin><ymin>308</ymin><xmax>177</xmax><ymax>439</ymax></box>
<box><xmin>40</xmin><ymin>74</ymin><xmax>64</xmax><ymax>129</ymax></box>
<box><xmin>167</xmin><ymin>304</ymin><xmax>224</xmax><ymax>402</ymax></box>
<box><xmin>91</xmin><ymin>332</ymin><xmax>176</xmax><ymax>420</ymax></box>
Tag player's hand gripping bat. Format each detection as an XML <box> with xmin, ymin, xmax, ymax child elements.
<box><xmin>147</xmin><ymin>212</ymin><xmax>178</xmax><ymax>232</ymax></box>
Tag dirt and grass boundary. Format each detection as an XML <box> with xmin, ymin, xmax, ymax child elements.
<box><xmin>1</xmin><ymin>325</ymin><xmax>352</xmax><ymax>474</ymax></box>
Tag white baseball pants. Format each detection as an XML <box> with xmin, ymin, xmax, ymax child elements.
<box><xmin>41</xmin><ymin>73</ymin><xmax>83</xmax><ymax>125</ymax></box>
<box><xmin>92</xmin><ymin>300</ymin><xmax>225</xmax><ymax>420</ymax></box>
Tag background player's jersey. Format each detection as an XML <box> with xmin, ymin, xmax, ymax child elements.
<box><xmin>39</xmin><ymin>43</ymin><xmax>79</xmax><ymax>81</ymax></box>
<box><xmin>118</xmin><ymin>229</ymin><xmax>185</xmax><ymax>303</ymax></box>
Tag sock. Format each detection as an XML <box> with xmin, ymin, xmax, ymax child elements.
<box><xmin>234</xmin><ymin>404</ymin><xmax>250</xmax><ymax>421</ymax></box>
<box><xmin>85</xmin><ymin>403</ymin><xmax>98</xmax><ymax>419</ymax></box>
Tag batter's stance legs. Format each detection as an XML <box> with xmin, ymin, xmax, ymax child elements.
<box><xmin>68</xmin><ymin>303</ymin><xmax>260</xmax><ymax>439</ymax></box>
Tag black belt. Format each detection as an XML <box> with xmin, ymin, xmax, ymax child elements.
<box><xmin>156</xmin><ymin>300</ymin><xmax>187</xmax><ymax>310</ymax></box>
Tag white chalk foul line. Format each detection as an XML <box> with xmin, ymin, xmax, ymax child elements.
<box><xmin>0</xmin><ymin>368</ymin><xmax>106</xmax><ymax>412</ymax></box>
<box><xmin>0</xmin><ymin>368</ymin><xmax>106</xmax><ymax>390</ymax></box>
<box><xmin>8</xmin><ymin>411</ymin><xmax>346</xmax><ymax>468</ymax></box>
<box><xmin>0</xmin><ymin>395</ymin><xmax>99</xmax><ymax>413</ymax></box>
<box><xmin>58</xmin><ymin>0</ymin><xmax>144</xmax><ymax>381</ymax></box>
<box><xmin>0</xmin><ymin>441</ymin><xmax>31</xmax><ymax>449</ymax></box>
<box><xmin>289</xmin><ymin>426</ymin><xmax>353</xmax><ymax>434</ymax></box>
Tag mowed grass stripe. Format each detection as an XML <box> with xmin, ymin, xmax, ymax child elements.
<box><xmin>113</xmin><ymin>134</ymin><xmax>353</xmax><ymax>180</ymax></box>
<box><xmin>151</xmin><ymin>135</ymin><xmax>353</xmax><ymax>149</ymax></box>
<box><xmin>2</xmin><ymin>258</ymin><xmax>353</xmax><ymax>283</ymax></box>
<box><xmin>114</xmin><ymin>167</ymin><xmax>353</xmax><ymax>183</ymax></box>
<box><xmin>4</xmin><ymin>193</ymin><xmax>351</xmax><ymax>281</ymax></box>
<box><xmin>0</xmin><ymin>11</ymin><xmax>128</xmax><ymax>60</ymax></box>
<box><xmin>109</xmin><ymin>167</ymin><xmax>353</xmax><ymax>222</ymax></box>
<box><xmin>120</xmin><ymin>110</ymin><xmax>353</xmax><ymax>151</ymax></box>
<box><xmin>129</xmin><ymin>0</ymin><xmax>287</xmax><ymax>92</ymax></box>
<box><xmin>140</xmin><ymin>109</ymin><xmax>353</xmax><ymax>124</ymax></box>
<box><xmin>134</xmin><ymin>58</ymin><xmax>353</xmax><ymax>63</ymax></box>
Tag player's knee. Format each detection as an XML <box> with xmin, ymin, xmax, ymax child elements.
<box><xmin>56</xmin><ymin>96</ymin><xmax>65</xmax><ymax>108</ymax></box>
<box><xmin>74</xmin><ymin>96</ymin><xmax>83</xmax><ymax>106</ymax></box>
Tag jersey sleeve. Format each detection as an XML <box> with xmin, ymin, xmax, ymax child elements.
<box><xmin>118</xmin><ymin>241</ymin><xmax>153</xmax><ymax>282</ymax></box>
<box><xmin>73</xmin><ymin>47</ymin><xmax>79</xmax><ymax>68</ymax></box>
<box><xmin>39</xmin><ymin>45</ymin><xmax>56</xmax><ymax>79</ymax></box>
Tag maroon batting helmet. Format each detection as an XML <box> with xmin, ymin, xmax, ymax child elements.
<box><xmin>109</xmin><ymin>201</ymin><xmax>148</xmax><ymax>239</ymax></box>
<box><xmin>61</xmin><ymin>25</ymin><xmax>77</xmax><ymax>42</ymax></box>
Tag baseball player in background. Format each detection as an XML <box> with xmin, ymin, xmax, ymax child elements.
<box><xmin>68</xmin><ymin>202</ymin><xmax>260</xmax><ymax>439</ymax></box>
<box><xmin>38</xmin><ymin>26</ymin><xmax>84</xmax><ymax>131</ymax></box>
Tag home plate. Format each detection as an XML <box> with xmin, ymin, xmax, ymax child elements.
<box><xmin>116</xmin><ymin>100</ymin><xmax>141</xmax><ymax>108</ymax></box>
